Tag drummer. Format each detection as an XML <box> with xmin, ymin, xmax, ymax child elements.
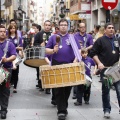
<box><xmin>90</xmin><ymin>22</ymin><xmax>120</xmax><ymax>118</ymax></box>
<box><xmin>7</xmin><ymin>24</ymin><xmax>23</xmax><ymax>93</ymax></box>
<box><xmin>74</xmin><ymin>48</ymin><xmax>96</xmax><ymax>106</ymax></box>
<box><xmin>0</xmin><ymin>25</ymin><xmax>16</xmax><ymax>119</ymax></box>
<box><xmin>46</xmin><ymin>18</ymin><xmax>81</xmax><ymax>120</ymax></box>
<box><xmin>35</xmin><ymin>20</ymin><xmax>52</xmax><ymax>94</ymax></box>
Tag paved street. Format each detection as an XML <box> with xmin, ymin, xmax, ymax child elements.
<box><xmin>2</xmin><ymin>62</ymin><xmax>120</xmax><ymax>120</ymax></box>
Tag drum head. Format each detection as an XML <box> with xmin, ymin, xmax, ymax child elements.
<box><xmin>23</xmin><ymin>59</ymin><xmax>48</xmax><ymax>68</ymax></box>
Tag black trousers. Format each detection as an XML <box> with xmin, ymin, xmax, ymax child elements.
<box><xmin>0</xmin><ymin>84</ymin><xmax>10</xmax><ymax>111</ymax></box>
<box><xmin>11</xmin><ymin>65</ymin><xmax>19</xmax><ymax>89</ymax></box>
<box><xmin>54</xmin><ymin>86</ymin><xmax>72</xmax><ymax>113</ymax></box>
<box><xmin>76</xmin><ymin>84</ymin><xmax>91</xmax><ymax>103</ymax></box>
<box><xmin>36</xmin><ymin>67</ymin><xmax>42</xmax><ymax>88</ymax></box>
<box><xmin>0</xmin><ymin>68</ymin><xmax>11</xmax><ymax>111</ymax></box>
<box><xmin>51</xmin><ymin>59</ymin><xmax>72</xmax><ymax>113</ymax></box>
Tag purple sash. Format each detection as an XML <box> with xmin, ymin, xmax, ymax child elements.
<box><xmin>69</xmin><ymin>34</ymin><xmax>82</xmax><ymax>62</ymax></box>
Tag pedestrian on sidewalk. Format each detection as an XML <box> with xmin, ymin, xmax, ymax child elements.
<box><xmin>90</xmin><ymin>22</ymin><xmax>120</xmax><ymax>119</ymax></box>
<box><xmin>0</xmin><ymin>25</ymin><xmax>16</xmax><ymax>119</ymax></box>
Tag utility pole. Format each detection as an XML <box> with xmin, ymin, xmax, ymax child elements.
<box><xmin>106</xmin><ymin>10</ymin><xmax>110</xmax><ymax>23</ymax></box>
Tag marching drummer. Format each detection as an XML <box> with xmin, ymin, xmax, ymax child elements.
<box><xmin>7</xmin><ymin>24</ymin><xmax>23</xmax><ymax>93</ymax></box>
<box><xmin>35</xmin><ymin>20</ymin><xmax>52</xmax><ymax>94</ymax></box>
<box><xmin>0</xmin><ymin>25</ymin><xmax>16</xmax><ymax>119</ymax></box>
<box><xmin>74</xmin><ymin>48</ymin><xmax>96</xmax><ymax>106</ymax></box>
<box><xmin>46</xmin><ymin>18</ymin><xmax>81</xmax><ymax>120</ymax></box>
<box><xmin>90</xmin><ymin>22</ymin><xmax>120</xmax><ymax>119</ymax></box>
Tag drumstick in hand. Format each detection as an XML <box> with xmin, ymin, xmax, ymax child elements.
<box><xmin>43</xmin><ymin>33</ymin><xmax>47</xmax><ymax>42</ymax></box>
<box><xmin>56</xmin><ymin>35</ymin><xmax>60</xmax><ymax>45</ymax></box>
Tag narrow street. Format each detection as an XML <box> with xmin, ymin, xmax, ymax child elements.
<box><xmin>4</xmin><ymin>62</ymin><xmax>120</xmax><ymax>120</ymax></box>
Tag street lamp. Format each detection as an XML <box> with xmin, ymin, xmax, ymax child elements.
<box><xmin>59</xmin><ymin>0</ymin><xmax>65</xmax><ymax>18</ymax></box>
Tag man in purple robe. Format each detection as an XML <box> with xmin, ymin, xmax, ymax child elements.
<box><xmin>0</xmin><ymin>25</ymin><xmax>16</xmax><ymax>119</ymax></box>
<box><xmin>46</xmin><ymin>18</ymin><xmax>80</xmax><ymax>120</ymax></box>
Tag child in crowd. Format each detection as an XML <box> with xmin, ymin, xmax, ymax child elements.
<box><xmin>74</xmin><ymin>48</ymin><xmax>96</xmax><ymax>105</ymax></box>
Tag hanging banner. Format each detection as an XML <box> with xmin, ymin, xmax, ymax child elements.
<box><xmin>102</xmin><ymin>0</ymin><xmax>118</xmax><ymax>10</ymax></box>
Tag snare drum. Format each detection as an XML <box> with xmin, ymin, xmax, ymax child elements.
<box><xmin>23</xmin><ymin>46</ymin><xmax>47</xmax><ymax>68</ymax></box>
<box><xmin>14</xmin><ymin>54</ymin><xmax>22</xmax><ymax>66</ymax></box>
<box><xmin>104</xmin><ymin>62</ymin><xmax>120</xmax><ymax>83</ymax></box>
<box><xmin>40</xmin><ymin>62</ymin><xmax>86</xmax><ymax>88</ymax></box>
<box><xmin>0</xmin><ymin>67</ymin><xmax>10</xmax><ymax>84</ymax></box>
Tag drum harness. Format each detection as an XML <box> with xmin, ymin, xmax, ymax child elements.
<box><xmin>0</xmin><ymin>40</ymin><xmax>10</xmax><ymax>84</ymax></box>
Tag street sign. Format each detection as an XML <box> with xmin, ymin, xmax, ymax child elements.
<box><xmin>78</xmin><ymin>14</ymin><xmax>91</xmax><ymax>19</ymax></box>
<box><xmin>102</xmin><ymin>0</ymin><xmax>118</xmax><ymax>10</ymax></box>
<box><xmin>69</xmin><ymin>15</ymin><xmax>83</xmax><ymax>20</ymax></box>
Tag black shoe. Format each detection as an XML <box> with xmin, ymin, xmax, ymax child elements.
<box><xmin>13</xmin><ymin>89</ymin><xmax>17</xmax><ymax>93</ymax></box>
<box><xmin>58</xmin><ymin>113</ymin><xmax>66</xmax><ymax>120</ymax></box>
<box><xmin>72</xmin><ymin>95</ymin><xmax>76</xmax><ymax>99</ymax></box>
<box><xmin>85</xmin><ymin>101</ymin><xmax>89</xmax><ymax>104</ymax></box>
<box><xmin>39</xmin><ymin>88</ymin><xmax>44</xmax><ymax>91</ymax></box>
<box><xmin>45</xmin><ymin>89</ymin><xmax>51</xmax><ymax>94</ymax></box>
<box><xmin>51</xmin><ymin>100</ymin><xmax>57</xmax><ymax>106</ymax></box>
<box><xmin>1</xmin><ymin>111</ymin><xmax>7</xmax><ymax>119</ymax></box>
<box><xmin>36</xmin><ymin>85</ymin><xmax>39</xmax><ymax>88</ymax></box>
<box><xmin>74</xmin><ymin>101</ymin><xmax>82</xmax><ymax>106</ymax></box>
<box><xmin>104</xmin><ymin>111</ymin><xmax>110</xmax><ymax>119</ymax></box>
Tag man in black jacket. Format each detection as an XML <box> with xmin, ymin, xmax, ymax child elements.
<box><xmin>90</xmin><ymin>22</ymin><xmax>120</xmax><ymax>119</ymax></box>
<box><xmin>35</xmin><ymin>20</ymin><xmax>52</xmax><ymax>94</ymax></box>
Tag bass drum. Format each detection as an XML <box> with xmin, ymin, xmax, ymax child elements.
<box><xmin>23</xmin><ymin>46</ymin><xmax>47</xmax><ymax>68</ymax></box>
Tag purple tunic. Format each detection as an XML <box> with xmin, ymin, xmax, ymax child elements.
<box><xmin>46</xmin><ymin>33</ymin><xmax>80</xmax><ymax>63</ymax></box>
<box><xmin>8</xmin><ymin>37</ymin><xmax>23</xmax><ymax>53</ymax></box>
<box><xmin>82</xmin><ymin>57</ymin><xmax>95</xmax><ymax>76</ymax></box>
<box><xmin>0</xmin><ymin>40</ymin><xmax>16</xmax><ymax>68</ymax></box>
<box><xmin>74</xmin><ymin>32</ymin><xmax>93</xmax><ymax>48</ymax></box>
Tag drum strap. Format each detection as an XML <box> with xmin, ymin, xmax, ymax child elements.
<box><xmin>0</xmin><ymin>40</ymin><xmax>9</xmax><ymax>65</ymax></box>
<box><xmin>69</xmin><ymin>34</ymin><xmax>82</xmax><ymax>62</ymax></box>
<box><xmin>83</xmin><ymin>34</ymin><xmax>88</xmax><ymax>48</ymax></box>
<box><xmin>17</xmin><ymin>37</ymin><xmax>20</xmax><ymax>46</ymax></box>
<box><xmin>3</xmin><ymin>40</ymin><xmax>9</xmax><ymax>56</ymax></box>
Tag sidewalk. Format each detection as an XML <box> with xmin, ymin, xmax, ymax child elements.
<box><xmin>2</xmin><ymin>63</ymin><xmax>120</xmax><ymax>120</ymax></box>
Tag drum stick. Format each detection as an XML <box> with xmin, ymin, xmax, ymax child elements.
<box><xmin>43</xmin><ymin>33</ymin><xmax>47</xmax><ymax>42</ymax></box>
<box><xmin>56</xmin><ymin>35</ymin><xmax>60</xmax><ymax>45</ymax></box>
<box><xmin>0</xmin><ymin>54</ymin><xmax>6</xmax><ymax>64</ymax></box>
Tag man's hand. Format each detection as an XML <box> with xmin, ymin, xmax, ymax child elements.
<box><xmin>98</xmin><ymin>62</ymin><xmax>105</xmax><ymax>70</ymax></box>
<box><xmin>53</xmin><ymin>45</ymin><xmax>59</xmax><ymax>53</ymax></box>
<box><xmin>1</xmin><ymin>57</ymin><xmax>8</xmax><ymax>63</ymax></box>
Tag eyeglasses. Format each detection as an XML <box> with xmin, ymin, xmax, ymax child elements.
<box><xmin>107</xmin><ymin>27</ymin><xmax>114</xmax><ymax>29</ymax></box>
<box><xmin>59</xmin><ymin>24</ymin><xmax>68</xmax><ymax>26</ymax></box>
